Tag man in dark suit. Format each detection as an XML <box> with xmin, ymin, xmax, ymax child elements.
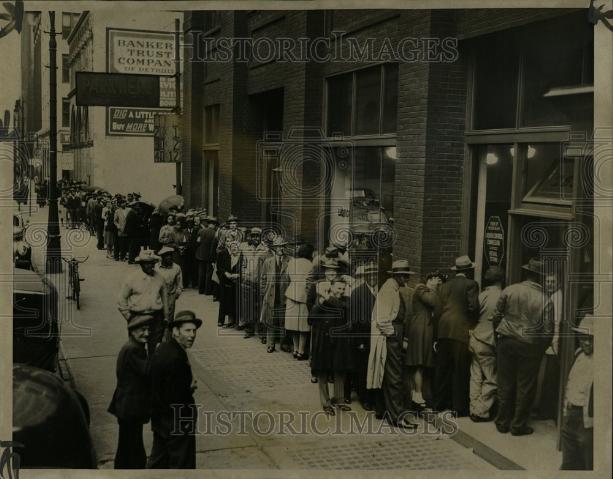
<box><xmin>148</xmin><ymin>311</ymin><xmax>202</xmax><ymax>469</ymax></box>
<box><xmin>108</xmin><ymin>314</ymin><xmax>153</xmax><ymax>469</ymax></box>
<box><xmin>195</xmin><ymin>217</ymin><xmax>218</xmax><ymax>295</ymax></box>
<box><xmin>348</xmin><ymin>262</ymin><xmax>379</xmax><ymax>410</ymax></box>
<box><xmin>433</xmin><ymin>255</ymin><xmax>480</xmax><ymax>417</ymax></box>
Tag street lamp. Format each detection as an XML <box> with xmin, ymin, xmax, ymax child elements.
<box><xmin>45</xmin><ymin>11</ymin><xmax>62</xmax><ymax>274</ymax></box>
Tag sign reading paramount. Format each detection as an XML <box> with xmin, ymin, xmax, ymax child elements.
<box><xmin>106</xmin><ymin>28</ymin><xmax>176</xmax><ymax>136</ymax></box>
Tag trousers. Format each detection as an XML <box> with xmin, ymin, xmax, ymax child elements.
<box><xmin>433</xmin><ymin>338</ymin><xmax>471</xmax><ymax>416</ymax></box>
<box><xmin>148</xmin><ymin>428</ymin><xmax>196</xmax><ymax>469</ymax></box>
<box><xmin>468</xmin><ymin>335</ymin><xmax>497</xmax><ymax>418</ymax></box>
<box><xmin>382</xmin><ymin>330</ymin><xmax>407</xmax><ymax>423</ymax></box>
<box><xmin>114</xmin><ymin>419</ymin><xmax>146</xmax><ymax>469</ymax></box>
<box><xmin>560</xmin><ymin>406</ymin><xmax>593</xmax><ymax>470</ymax></box>
<box><xmin>495</xmin><ymin>336</ymin><xmax>543</xmax><ymax>432</ymax></box>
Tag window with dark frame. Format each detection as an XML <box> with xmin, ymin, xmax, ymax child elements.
<box><xmin>204</xmin><ymin>104</ymin><xmax>220</xmax><ymax>145</ymax></box>
<box><xmin>62</xmin><ymin>99</ymin><xmax>70</xmax><ymax>128</ymax></box>
<box><xmin>62</xmin><ymin>54</ymin><xmax>70</xmax><ymax>83</ymax></box>
<box><xmin>325</xmin><ymin>63</ymin><xmax>399</xmax><ymax>137</ymax></box>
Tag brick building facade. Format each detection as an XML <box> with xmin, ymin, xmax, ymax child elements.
<box><xmin>181</xmin><ymin>8</ymin><xmax>595</xmax><ymax>441</ymax></box>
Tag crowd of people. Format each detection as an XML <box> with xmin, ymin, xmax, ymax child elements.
<box><xmin>58</xmin><ymin>183</ymin><xmax>592</xmax><ymax>470</ymax></box>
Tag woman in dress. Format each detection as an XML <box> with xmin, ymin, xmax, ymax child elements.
<box><xmin>284</xmin><ymin>243</ymin><xmax>314</xmax><ymax>360</ymax></box>
<box><xmin>405</xmin><ymin>270</ymin><xmax>447</xmax><ymax>408</ymax></box>
<box><xmin>216</xmin><ymin>240</ymin><xmax>241</xmax><ymax>327</ymax></box>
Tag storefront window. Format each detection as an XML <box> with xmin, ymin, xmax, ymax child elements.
<box><xmin>382</xmin><ymin>64</ymin><xmax>399</xmax><ymax>133</ymax></box>
<box><xmin>326</xmin><ymin>64</ymin><xmax>398</xmax><ymax>137</ymax></box>
<box><xmin>521</xmin><ymin>14</ymin><xmax>593</xmax><ymax>127</ymax></box>
<box><xmin>472</xmin><ymin>33</ymin><xmax>518</xmax><ymax>130</ymax></box>
<box><xmin>327</xmin><ymin>74</ymin><xmax>352</xmax><ymax>136</ymax></box>
<box><xmin>522</xmin><ymin>143</ymin><xmax>574</xmax><ymax>204</ymax></box>
<box><xmin>329</xmin><ymin>146</ymin><xmax>395</xmax><ymax>244</ymax></box>
<box><xmin>355</xmin><ymin>67</ymin><xmax>381</xmax><ymax>135</ymax></box>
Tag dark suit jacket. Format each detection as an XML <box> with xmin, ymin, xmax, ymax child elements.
<box><xmin>349</xmin><ymin>282</ymin><xmax>377</xmax><ymax>349</ymax></box>
<box><xmin>150</xmin><ymin>337</ymin><xmax>195</xmax><ymax>433</ymax></box>
<box><xmin>195</xmin><ymin>227</ymin><xmax>217</xmax><ymax>262</ymax></box>
<box><xmin>435</xmin><ymin>274</ymin><xmax>479</xmax><ymax>344</ymax></box>
<box><xmin>107</xmin><ymin>338</ymin><xmax>150</xmax><ymax>423</ymax></box>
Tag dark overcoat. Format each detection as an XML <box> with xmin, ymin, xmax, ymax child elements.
<box><xmin>309</xmin><ymin>296</ymin><xmax>355</xmax><ymax>375</ymax></box>
<box><xmin>259</xmin><ymin>254</ymin><xmax>290</xmax><ymax>327</ymax></box>
<box><xmin>150</xmin><ymin>337</ymin><xmax>195</xmax><ymax>434</ymax></box>
<box><xmin>107</xmin><ymin>338</ymin><xmax>151</xmax><ymax>424</ymax></box>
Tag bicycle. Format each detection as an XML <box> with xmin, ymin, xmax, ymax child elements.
<box><xmin>62</xmin><ymin>256</ymin><xmax>88</xmax><ymax>310</ymax></box>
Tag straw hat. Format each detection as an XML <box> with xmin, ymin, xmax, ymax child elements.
<box><xmin>451</xmin><ymin>255</ymin><xmax>476</xmax><ymax>271</ymax></box>
<box><xmin>572</xmin><ymin>314</ymin><xmax>595</xmax><ymax>336</ymax></box>
<box><xmin>387</xmin><ymin>259</ymin><xmax>416</xmax><ymax>275</ymax></box>
<box><xmin>134</xmin><ymin>249</ymin><xmax>160</xmax><ymax>263</ymax></box>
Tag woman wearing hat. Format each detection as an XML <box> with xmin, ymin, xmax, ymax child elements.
<box><xmin>284</xmin><ymin>243</ymin><xmax>315</xmax><ymax>360</ymax></box>
<box><xmin>108</xmin><ymin>314</ymin><xmax>154</xmax><ymax>469</ymax></box>
<box><xmin>404</xmin><ymin>270</ymin><xmax>447</xmax><ymax>409</ymax></box>
<box><xmin>217</xmin><ymin>240</ymin><xmax>242</xmax><ymax>328</ymax></box>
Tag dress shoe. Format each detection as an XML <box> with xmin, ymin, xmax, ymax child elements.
<box><xmin>362</xmin><ymin>403</ymin><xmax>374</xmax><ymax>411</ymax></box>
<box><xmin>470</xmin><ymin>414</ymin><xmax>492</xmax><ymax>423</ymax></box>
<box><xmin>495</xmin><ymin>423</ymin><xmax>509</xmax><ymax>433</ymax></box>
<box><xmin>511</xmin><ymin>426</ymin><xmax>534</xmax><ymax>436</ymax></box>
<box><xmin>389</xmin><ymin>419</ymin><xmax>418</xmax><ymax>430</ymax></box>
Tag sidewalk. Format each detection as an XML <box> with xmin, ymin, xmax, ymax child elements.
<box><xmin>24</xmin><ymin>206</ymin><xmax>557</xmax><ymax>470</ymax></box>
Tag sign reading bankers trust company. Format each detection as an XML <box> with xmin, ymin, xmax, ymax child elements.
<box><xmin>107</xmin><ymin>28</ymin><xmax>175</xmax><ymax>75</ymax></box>
<box><xmin>106</xmin><ymin>28</ymin><xmax>176</xmax><ymax>136</ymax></box>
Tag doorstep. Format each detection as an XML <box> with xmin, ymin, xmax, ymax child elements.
<box><xmin>453</xmin><ymin>416</ymin><xmax>562</xmax><ymax>470</ymax></box>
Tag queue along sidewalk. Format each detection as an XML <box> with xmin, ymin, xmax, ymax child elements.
<box><xmin>25</xmin><ymin>206</ymin><xmax>556</xmax><ymax>470</ymax></box>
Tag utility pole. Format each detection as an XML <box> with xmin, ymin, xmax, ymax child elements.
<box><xmin>174</xmin><ymin>17</ymin><xmax>182</xmax><ymax>195</ymax></box>
<box><xmin>46</xmin><ymin>11</ymin><xmax>62</xmax><ymax>274</ymax></box>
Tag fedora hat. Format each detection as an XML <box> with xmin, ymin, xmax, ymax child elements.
<box><xmin>271</xmin><ymin>236</ymin><xmax>288</xmax><ymax>247</ymax></box>
<box><xmin>451</xmin><ymin>255</ymin><xmax>475</xmax><ymax>271</ymax></box>
<box><xmin>387</xmin><ymin>259</ymin><xmax>416</xmax><ymax>275</ymax></box>
<box><xmin>157</xmin><ymin>246</ymin><xmax>174</xmax><ymax>256</ymax></box>
<box><xmin>484</xmin><ymin>265</ymin><xmax>505</xmax><ymax>283</ymax></box>
<box><xmin>227</xmin><ymin>214</ymin><xmax>239</xmax><ymax>222</ymax></box>
<box><xmin>355</xmin><ymin>263</ymin><xmax>378</xmax><ymax>276</ymax></box>
<box><xmin>169</xmin><ymin>310</ymin><xmax>202</xmax><ymax>329</ymax></box>
<box><xmin>572</xmin><ymin>314</ymin><xmax>594</xmax><ymax>336</ymax></box>
<box><xmin>321</xmin><ymin>259</ymin><xmax>340</xmax><ymax>270</ymax></box>
<box><xmin>134</xmin><ymin>248</ymin><xmax>160</xmax><ymax>264</ymax></box>
<box><xmin>127</xmin><ymin>314</ymin><xmax>154</xmax><ymax>331</ymax></box>
<box><xmin>521</xmin><ymin>258</ymin><xmax>545</xmax><ymax>275</ymax></box>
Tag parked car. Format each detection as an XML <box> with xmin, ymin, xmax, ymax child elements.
<box><xmin>13</xmin><ymin>268</ymin><xmax>97</xmax><ymax>468</ymax></box>
<box><xmin>13</xmin><ymin>212</ymin><xmax>32</xmax><ymax>270</ymax></box>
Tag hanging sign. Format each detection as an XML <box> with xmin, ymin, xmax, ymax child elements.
<box><xmin>484</xmin><ymin>215</ymin><xmax>505</xmax><ymax>266</ymax></box>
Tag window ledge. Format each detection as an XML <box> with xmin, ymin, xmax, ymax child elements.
<box><xmin>543</xmin><ymin>85</ymin><xmax>594</xmax><ymax>98</ymax></box>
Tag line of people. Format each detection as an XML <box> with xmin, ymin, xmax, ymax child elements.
<box><xmin>107</xmin><ymin>205</ymin><xmax>592</xmax><ymax>470</ymax></box>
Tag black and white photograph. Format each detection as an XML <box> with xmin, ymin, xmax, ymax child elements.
<box><xmin>1</xmin><ymin>0</ymin><xmax>611</xmax><ymax>475</ymax></box>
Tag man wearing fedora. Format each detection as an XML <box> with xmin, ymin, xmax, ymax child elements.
<box><xmin>216</xmin><ymin>214</ymin><xmax>243</xmax><ymax>254</ymax></box>
<box><xmin>155</xmin><ymin>246</ymin><xmax>183</xmax><ymax>323</ymax></box>
<box><xmin>367</xmin><ymin>259</ymin><xmax>418</xmax><ymax>429</ymax></box>
<box><xmin>196</xmin><ymin>216</ymin><xmax>219</xmax><ymax>296</ymax></box>
<box><xmin>493</xmin><ymin>257</ymin><xmax>554</xmax><ymax>436</ymax></box>
<box><xmin>433</xmin><ymin>255</ymin><xmax>480</xmax><ymax>418</ymax></box>
<box><xmin>560</xmin><ymin>314</ymin><xmax>594</xmax><ymax>470</ymax></box>
<box><xmin>108</xmin><ymin>314</ymin><xmax>154</xmax><ymax>469</ymax></box>
<box><xmin>259</xmin><ymin>236</ymin><xmax>291</xmax><ymax>352</ymax></box>
<box><xmin>239</xmin><ymin>227</ymin><xmax>269</xmax><ymax>338</ymax></box>
<box><xmin>349</xmin><ymin>262</ymin><xmax>379</xmax><ymax>411</ymax></box>
<box><xmin>118</xmin><ymin>249</ymin><xmax>169</xmax><ymax>354</ymax></box>
<box><xmin>149</xmin><ymin>311</ymin><xmax>202</xmax><ymax>469</ymax></box>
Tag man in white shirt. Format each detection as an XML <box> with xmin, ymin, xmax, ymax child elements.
<box><xmin>118</xmin><ymin>249</ymin><xmax>168</xmax><ymax>353</ymax></box>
